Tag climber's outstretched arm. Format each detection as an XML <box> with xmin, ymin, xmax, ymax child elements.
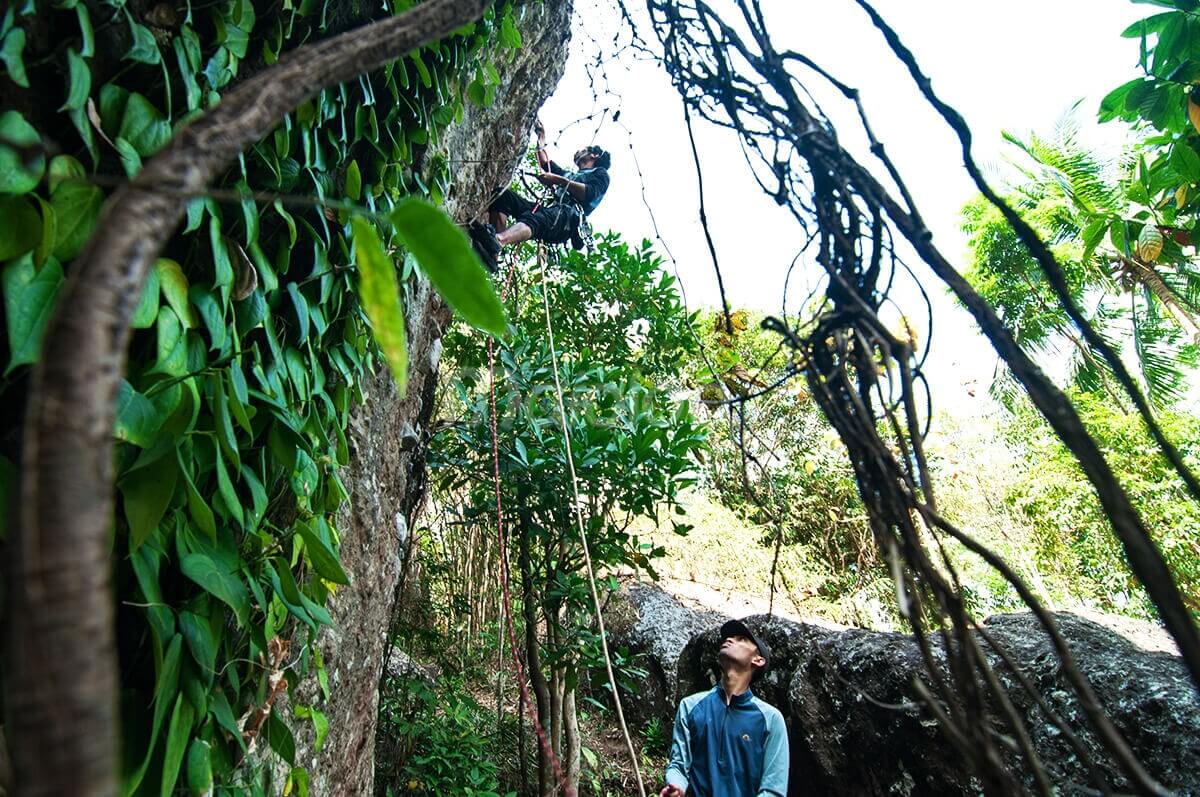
<box><xmin>537</xmin><ymin>171</ymin><xmax>590</xmax><ymax>205</ymax></box>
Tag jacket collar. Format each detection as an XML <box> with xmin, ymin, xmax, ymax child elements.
<box><xmin>714</xmin><ymin>684</ymin><xmax>755</xmax><ymax>706</ymax></box>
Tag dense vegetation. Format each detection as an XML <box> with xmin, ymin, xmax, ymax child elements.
<box><xmin>425</xmin><ymin>235</ymin><xmax>703</xmax><ymax>795</ymax></box>
<box><xmin>1</xmin><ymin>0</ymin><xmax>1199</xmax><ymax>794</ymax></box>
<box><xmin>1</xmin><ymin>0</ymin><xmax>520</xmax><ymax>792</ymax></box>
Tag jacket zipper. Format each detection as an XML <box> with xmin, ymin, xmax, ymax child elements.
<box><xmin>718</xmin><ymin>691</ymin><xmax>729</xmax><ymax>767</ymax></box>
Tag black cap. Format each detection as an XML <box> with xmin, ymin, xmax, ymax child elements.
<box><xmin>585</xmin><ymin>145</ymin><xmax>611</xmax><ymax>170</ymax></box>
<box><xmin>719</xmin><ymin>619</ymin><xmax>771</xmax><ymax>680</ymax></box>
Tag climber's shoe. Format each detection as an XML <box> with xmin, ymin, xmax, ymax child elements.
<box><xmin>469</xmin><ymin>221</ymin><xmax>501</xmax><ymax>256</ymax></box>
<box><xmin>470</xmin><ymin>234</ymin><xmax>498</xmax><ymax>273</ymax></box>
<box><xmin>468</xmin><ymin>221</ymin><xmax>500</xmax><ymax>273</ymax></box>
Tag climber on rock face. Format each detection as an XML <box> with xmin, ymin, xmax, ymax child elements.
<box><xmin>660</xmin><ymin>619</ymin><xmax>789</xmax><ymax>797</ymax></box>
<box><xmin>469</xmin><ymin>118</ymin><xmax>611</xmax><ymax>270</ymax></box>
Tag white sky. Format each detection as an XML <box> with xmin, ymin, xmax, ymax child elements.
<box><xmin>536</xmin><ymin>0</ymin><xmax>1147</xmax><ymax>411</ymax></box>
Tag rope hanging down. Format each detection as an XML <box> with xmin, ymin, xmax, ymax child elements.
<box><xmin>484</xmin><ymin>242</ymin><xmax>648</xmax><ymax>797</ymax></box>
<box><xmin>536</xmin><ymin>245</ymin><xmax>648</xmax><ymax>797</ymax></box>
<box><xmin>486</xmin><ymin>257</ymin><xmax>573</xmax><ymax>796</ymax></box>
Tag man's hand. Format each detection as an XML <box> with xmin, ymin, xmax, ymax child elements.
<box><xmin>534</xmin><ymin>118</ymin><xmax>545</xmax><ymax>141</ymax></box>
<box><xmin>659</xmin><ymin>786</ymin><xmax>685</xmax><ymax>797</ymax></box>
<box><xmin>537</xmin><ymin>171</ymin><xmax>561</xmax><ymax>187</ymax></box>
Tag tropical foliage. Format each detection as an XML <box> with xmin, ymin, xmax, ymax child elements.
<box><xmin>377</xmin><ymin>674</ymin><xmax>511</xmax><ymax>797</ymax></box>
<box><xmin>962</xmin><ymin>0</ymin><xmax>1200</xmax><ymax>406</ymax></box>
<box><xmin>689</xmin><ymin>311</ymin><xmax>878</xmax><ymax>601</ymax></box>
<box><xmin>3</xmin><ymin>0</ymin><xmax>1200</xmax><ymax>793</ymax></box>
<box><xmin>431</xmin><ymin>234</ymin><xmax>706</xmax><ymax>794</ymax></box>
<box><xmin>961</xmin><ymin>121</ymin><xmax>1199</xmax><ymax>406</ymax></box>
<box><xmin>0</xmin><ymin>0</ymin><xmax>520</xmax><ymax>792</ymax></box>
<box><xmin>1001</xmin><ymin>391</ymin><xmax>1200</xmax><ymax>618</ymax></box>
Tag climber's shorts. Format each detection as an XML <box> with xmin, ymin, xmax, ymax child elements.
<box><xmin>488</xmin><ymin>188</ymin><xmax>579</xmax><ymax>245</ymax></box>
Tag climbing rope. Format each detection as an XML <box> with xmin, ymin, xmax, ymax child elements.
<box><xmin>486</xmin><ymin>257</ymin><xmax>574</xmax><ymax>796</ymax></box>
<box><xmin>477</xmin><ymin>103</ymin><xmax>647</xmax><ymax>795</ymax></box>
<box><xmin>483</xmin><ymin>243</ymin><xmax>650</xmax><ymax>796</ymax></box>
<box><xmin>536</xmin><ymin>244</ymin><xmax>648</xmax><ymax>797</ymax></box>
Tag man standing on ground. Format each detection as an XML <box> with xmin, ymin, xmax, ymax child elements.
<box><xmin>660</xmin><ymin>619</ymin><xmax>789</xmax><ymax>797</ymax></box>
<box><xmin>470</xmin><ymin>118</ymin><xmax>611</xmax><ymax>269</ymax></box>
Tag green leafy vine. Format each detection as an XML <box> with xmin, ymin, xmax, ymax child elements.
<box><xmin>0</xmin><ymin>0</ymin><xmax>521</xmax><ymax>792</ymax></box>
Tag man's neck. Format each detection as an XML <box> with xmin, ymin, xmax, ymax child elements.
<box><xmin>719</xmin><ymin>669</ymin><xmax>753</xmax><ymax>703</ymax></box>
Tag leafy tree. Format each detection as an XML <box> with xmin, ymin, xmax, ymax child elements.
<box><xmin>1096</xmin><ymin>0</ymin><xmax>1200</xmax><ymax>333</ymax></box>
<box><xmin>961</xmin><ymin>0</ymin><xmax>1200</xmax><ymax>407</ymax></box>
<box><xmin>961</xmin><ymin>120</ymin><xmax>1199</xmax><ymax>406</ymax></box>
<box><xmin>432</xmin><ymin>234</ymin><xmax>705</xmax><ymax>796</ymax></box>
<box><xmin>1001</xmin><ymin>391</ymin><xmax>1200</xmax><ymax>619</ymax></box>
<box><xmin>688</xmin><ymin>310</ymin><xmax>885</xmax><ymax>615</ymax></box>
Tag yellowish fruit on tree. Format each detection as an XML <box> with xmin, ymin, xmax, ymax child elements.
<box><xmin>1137</xmin><ymin>224</ymin><xmax>1164</xmax><ymax>263</ymax></box>
<box><xmin>1190</xmin><ymin>85</ymin><xmax>1200</xmax><ymax>136</ymax></box>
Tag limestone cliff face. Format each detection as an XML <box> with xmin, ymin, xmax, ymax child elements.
<box><xmin>280</xmin><ymin>5</ymin><xmax>574</xmax><ymax>792</ymax></box>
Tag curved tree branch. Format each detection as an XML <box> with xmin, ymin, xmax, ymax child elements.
<box><xmin>7</xmin><ymin>1</ymin><xmax>490</xmax><ymax>794</ymax></box>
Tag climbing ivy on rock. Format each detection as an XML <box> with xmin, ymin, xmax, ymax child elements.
<box><xmin>0</xmin><ymin>0</ymin><xmax>521</xmax><ymax>792</ymax></box>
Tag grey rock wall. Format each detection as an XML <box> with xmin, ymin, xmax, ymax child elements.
<box><xmin>606</xmin><ymin>583</ymin><xmax>728</xmax><ymax>730</ymax></box>
<box><xmin>277</xmin><ymin>3</ymin><xmax>575</xmax><ymax>793</ymax></box>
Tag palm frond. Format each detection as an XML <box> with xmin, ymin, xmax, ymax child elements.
<box><xmin>1161</xmin><ymin>260</ymin><xmax>1200</xmax><ymax>314</ymax></box>
<box><xmin>1132</xmin><ymin>302</ymin><xmax>1191</xmax><ymax>406</ymax></box>
<box><xmin>1004</xmin><ymin>119</ymin><xmax>1125</xmax><ymax>217</ymax></box>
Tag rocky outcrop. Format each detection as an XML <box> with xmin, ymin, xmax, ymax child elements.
<box><xmin>279</xmin><ymin>3</ymin><xmax>575</xmax><ymax>792</ymax></box>
<box><xmin>606</xmin><ymin>582</ymin><xmax>728</xmax><ymax>728</ymax></box>
<box><xmin>616</xmin><ymin>584</ymin><xmax>1200</xmax><ymax>796</ymax></box>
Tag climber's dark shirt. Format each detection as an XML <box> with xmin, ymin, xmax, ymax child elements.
<box><xmin>548</xmin><ymin>160</ymin><xmax>609</xmax><ymax>215</ymax></box>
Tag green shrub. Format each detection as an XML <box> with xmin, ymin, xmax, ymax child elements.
<box><xmin>378</xmin><ymin>675</ymin><xmax>511</xmax><ymax>797</ymax></box>
<box><xmin>1003</xmin><ymin>392</ymin><xmax>1200</xmax><ymax>619</ymax></box>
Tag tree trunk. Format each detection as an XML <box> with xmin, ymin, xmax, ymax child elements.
<box><xmin>1133</xmin><ymin>259</ymin><xmax>1200</xmax><ymax>344</ymax></box>
<box><xmin>563</xmin><ymin>673</ymin><xmax>582</xmax><ymax>795</ymax></box>
<box><xmin>7</xmin><ymin>2</ymin><xmax>491</xmax><ymax>795</ymax></box>
<box><xmin>549</xmin><ymin>617</ymin><xmax>565</xmax><ymax>763</ymax></box>
<box><xmin>519</xmin><ymin>518</ymin><xmax>553</xmax><ymax>797</ymax></box>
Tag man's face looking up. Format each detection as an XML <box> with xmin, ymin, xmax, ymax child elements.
<box><xmin>573</xmin><ymin>149</ymin><xmax>597</xmax><ymax>169</ymax></box>
<box><xmin>718</xmin><ymin>633</ymin><xmax>765</xmax><ymax>671</ymax></box>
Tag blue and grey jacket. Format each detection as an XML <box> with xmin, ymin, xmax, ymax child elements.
<box><xmin>665</xmin><ymin>686</ymin><xmax>789</xmax><ymax>797</ymax></box>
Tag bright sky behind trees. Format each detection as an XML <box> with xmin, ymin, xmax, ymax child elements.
<box><xmin>537</xmin><ymin>0</ymin><xmax>1146</xmax><ymax>409</ymax></box>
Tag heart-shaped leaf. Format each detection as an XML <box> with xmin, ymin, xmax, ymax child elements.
<box><xmin>3</xmin><ymin>254</ymin><xmax>63</xmax><ymax>374</ymax></box>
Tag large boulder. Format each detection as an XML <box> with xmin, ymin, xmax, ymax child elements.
<box><xmin>626</xmin><ymin>584</ymin><xmax>1200</xmax><ymax>795</ymax></box>
<box><xmin>606</xmin><ymin>583</ymin><xmax>728</xmax><ymax>729</ymax></box>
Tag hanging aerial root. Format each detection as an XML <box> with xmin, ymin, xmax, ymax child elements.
<box><xmin>620</xmin><ymin>0</ymin><xmax>1198</xmax><ymax>792</ymax></box>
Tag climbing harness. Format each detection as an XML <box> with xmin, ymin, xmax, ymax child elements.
<box><xmin>518</xmin><ymin>169</ymin><xmax>598</xmax><ymax>254</ymax></box>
